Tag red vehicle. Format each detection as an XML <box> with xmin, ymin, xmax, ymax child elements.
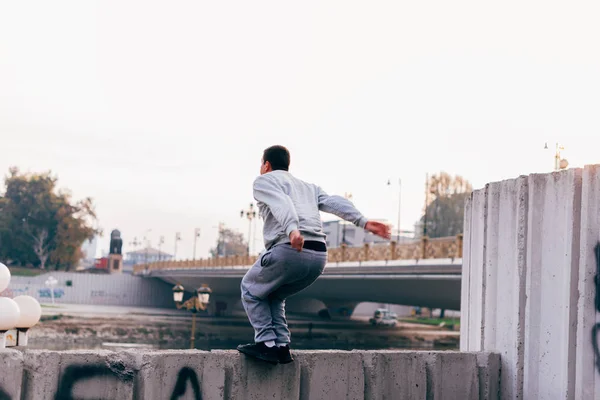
<box><xmin>94</xmin><ymin>257</ymin><xmax>108</xmax><ymax>270</ymax></box>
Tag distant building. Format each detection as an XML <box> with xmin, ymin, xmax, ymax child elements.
<box><xmin>322</xmin><ymin>219</ymin><xmax>411</xmax><ymax>248</ymax></box>
<box><xmin>78</xmin><ymin>236</ymin><xmax>99</xmax><ymax>269</ymax></box>
<box><xmin>125</xmin><ymin>247</ymin><xmax>173</xmax><ymax>265</ymax></box>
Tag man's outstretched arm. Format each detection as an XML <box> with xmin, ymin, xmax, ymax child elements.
<box><xmin>253</xmin><ymin>175</ymin><xmax>300</xmax><ymax>237</ymax></box>
<box><xmin>318</xmin><ymin>187</ymin><xmax>391</xmax><ymax>239</ymax></box>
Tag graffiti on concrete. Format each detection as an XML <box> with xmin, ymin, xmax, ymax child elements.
<box><xmin>593</xmin><ymin>243</ymin><xmax>600</xmax><ymax>374</ymax></box>
<box><xmin>0</xmin><ymin>387</ymin><xmax>11</xmax><ymax>400</ymax></box>
<box><xmin>0</xmin><ymin>362</ymin><xmax>203</xmax><ymax>399</ymax></box>
<box><xmin>0</xmin><ymin>287</ymin><xmax>29</xmax><ymax>298</ymax></box>
<box><xmin>90</xmin><ymin>290</ymin><xmax>124</xmax><ymax>299</ymax></box>
<box><xmin>38</xmin><ymin>288</ymin><xmax>65</xmax><ymax>299</ymax></box>
<box><xmin>54</xmin><ymin>363</ymin><xmax>135</xmax><ymax>400</ymax></box>
<box><xmin>170</xmin><ymin>367</ymin><xmax>202</xmax><ymax>400</ymax></box>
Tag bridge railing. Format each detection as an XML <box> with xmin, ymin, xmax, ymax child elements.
<box><xmin>132</xmin><ymin>234</ymin><xmax>463</xmax><ymax>275</ymax></box>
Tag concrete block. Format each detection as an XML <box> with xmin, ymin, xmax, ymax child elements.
<box><xmin>575</xmin><ymin>164</ymin><xmax>600</xmax><ymax>400</ymax></box>
<box><xmin>0</xmin><ymin>349</ymin><xmax>24</xmax><ymax>400</ymax></box>
<box><xmin>524</xmin><ymin>170</ymin><xmax>582</xmax><ymax>399</ymax></box>
<box><xmin>137</xmin><ymin>350</ymin><xmax>228</xmax><ymax>400</ymax></box>
<box><xmin>482</xmin><ymin>177</ymin><xmax>528</xmax><ymax>400</ymax></box>
<box><xmin>460</xmin><ymin>194</ymin><xmax>473</xmax><ymax>350</ymax></box>
<box><xmin>424</xmin><ymin>352</ymin><xmax>479</xmax><ymax>400</ymax></box>
<box><xmin>21</xmin><ymin>350</ymin><xmax>62</xmax><ymax>400</ymax></box>
<box><xmin>465</xmin><ymin>187</ymin><xmax>488</xmax><ymax>351</ymax></box>
<box><xmin>475</xmin><ymin>352</ymin><xmax>501</xmax><ymax>400</ymax></box>
<box><xmin>221</xmin><ymin>350</ymin><xmax>300</xmax><ymax>400</ymax></box>
<box><xmin>360</xmin><ymin>351</ymin><xmax>426</xmax><ymax>399</ymax></box>
<box><xmin>296</xmin><ymin>350</ymin><xmax>364</xmax><ymax>400</ymax></box>
<box><xmin>22</xmin><ymin>350</ymin><xmax>139</xmax><ymax>400</ymax></box>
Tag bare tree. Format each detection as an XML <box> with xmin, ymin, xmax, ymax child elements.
<box><xmin>31</xmin><ymin>228</ymin><xmax>50</xmax><ymax>269</ymax></box>
<box><xmin>24</xmin><ymin>220</ymin><xmax>51</xmax><ymax>269</ymax></box>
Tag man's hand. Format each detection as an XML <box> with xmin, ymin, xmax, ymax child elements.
<box><xmin>289</xmin><ymin>229</ymin><xmax>305</xmax><ymax>252</ymax></box>
<box><xmin>365</xmin><ymin>221</ymin><xmax>391</xmax><ymax>239</ymax></box>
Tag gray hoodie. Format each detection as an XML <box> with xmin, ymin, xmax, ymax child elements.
<box><xmin>253</xmin><ymin>170</ymin><xmax>368</xmax><ymax>250</ymax></box>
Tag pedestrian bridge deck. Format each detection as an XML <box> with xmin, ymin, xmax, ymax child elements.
<box><xmin>132</xmin><ymin>235</ymin><xmax>463</xmax><ymax>274</ymax></box>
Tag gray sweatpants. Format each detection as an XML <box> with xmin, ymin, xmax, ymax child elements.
<box><xmin>240</xmin><ymin>243</ymin><xmax>327</xmax><ymax>344</ymax></box>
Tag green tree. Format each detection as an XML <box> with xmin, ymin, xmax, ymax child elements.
<box><xmin>209</xmin><ymin>225</ymin><xmax>248</xmax><ymax>257</ymax></box>
<box><xmin>0</xmin><ymin>167</ymin><xmax>99</xmax><ymax>270</ymax></box>
<box><xmin>420</xmin><ymin>172</ymin><xmax>473</xmax><ymax>238</ymax></box>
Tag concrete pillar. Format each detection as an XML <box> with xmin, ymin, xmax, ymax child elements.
<box><xmin>461</xmin><ymin>165</ymin><xmax>600</xmax><ymax>399</ymax></box>
<box><xmin>321</xmin><ymin>300</ymin><xmax>359</xmax><ymax>319</ymax></box>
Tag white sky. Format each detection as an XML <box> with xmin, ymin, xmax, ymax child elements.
<box><xmin>1</xmin><ymin>1</ymin><xmax>599</xmax><ymax>259</ymax></box>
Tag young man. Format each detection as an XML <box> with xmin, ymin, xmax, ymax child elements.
<box><xmin>237</xmin><ymin>145</ymin><xmax>390</xmax><ymax>364</ymax></box>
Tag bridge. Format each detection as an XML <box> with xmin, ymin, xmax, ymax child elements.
<box><xmin>133</xmin><ymin>236</ymin><xmax>463</xmax><ymax>316</ymax></box>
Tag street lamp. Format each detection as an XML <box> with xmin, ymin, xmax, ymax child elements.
<box><xmin>0</xmin><ymin>262</ymin><xmax>10</xmax><ymax>293</ymax></box>
<box><xmin>158</xmin><ymin>236</ymin><xmax>165</xmax><ymax>261</ymax></box>
<box><xmin>342</xmin><ymin>193</ymin><xmax>353</xmax><ymax>245</ymax></box>
<box><xmin>544</xmin><ymin>142</ymin><xmax>569</xmax><ymax>171</ymax></box>
<box><xmin>174</xmin><ymin>232</ymin><xmax>182</xmax><ymax>260</ymax></box>
<box><xmin>193</xmin><ymin>228</ymin><xmax>201</xmax><ymax>260</ymax></box>
<box><xmin>241</xmin><ymin>203</ymin><xmax>257</xmax><ymax>255</ymax></box>
<box><xmin>0</xmin><ymin>297</ymin><xmax>20</xmax><ymax>349</ymax></box>
<box><xmin>12</xmin><ymin>295</ymin><xmax>42</xmax><ymax>346</ymax></box>
<box><xmin>387</xmin><ymin>178</ymin><xmax>402</xmax><ymax>242</ymax></box>
<box><xmin>0</xmin><ymin>263</ymin><xmax>42</xmax><ymax>348</ymax></box>
<box><xmin>172</xmin><ymin>283</ymin><xmax>212</xmax><ymax>349</ymax></box>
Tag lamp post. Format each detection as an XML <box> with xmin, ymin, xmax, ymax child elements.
<box><xmin>0</xmin><ymin>263</ymin><xmax>42</xmax><ymax>348</ymax></box>
<box><xmin>544</xmin><ymin>142</ymin><xmax>569</xmax><ymax>171</ymax></box>
<box><xmin>158</xmin><ymin>236</ymin><xmax>165</xmax><ymax>261</ymax></box>
<box><xmin>387</xmin><ymin>178</ymin><xmax>402</xmax><ymax>242</ymax></box>
<box><xmin>172</xmin><ymin>283</ymin><xmax>212</xmax><ymax>349</ymax></box>
<box><xmin>143</xmin><ymin>229</ymin><xmax>152</xmax><ymax>268</ymax></box>
<box><xmin>174</xmin><ymin>232</ymin><xmax>182</xmax><ymax>260</ymax></box>
<box><xmin>193</xmin><ymin>228</ymin><xmax>201</xmax><ymax>260</ymax></box>
<box><xmin>241</xmin><ymin>203</ymin><xmax>257</xmax><ymax>256</ymax></box>
<box><xmin>342</xmin><ymin>193</ymin><xmax>353</xmax><ymax>245</ymax></box>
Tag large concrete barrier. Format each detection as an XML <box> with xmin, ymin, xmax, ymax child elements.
<box><xmin>0</xmin><ymin>349</ymin><xmax>499</xmax><ymax>399</ymax></box>
<box><xmin>461</xmin><ymin>165</ymin><xmax>600</xmax><ymax>399</ymax></box>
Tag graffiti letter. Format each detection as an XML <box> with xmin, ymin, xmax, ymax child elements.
<box><xmin>170</xmin><ymin>367</ymin><xmax>202</xmax><ymax>400</ymax></box>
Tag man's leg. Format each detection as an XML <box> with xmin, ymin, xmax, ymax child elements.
<box><xmin>240</xmin><ymin>262</ymin><xmax>278</xmax><ymax>344</ymax></box>
<box><xmin>269</xmin><ymin>266</ymin><xmax>322</xmax><ymax>345</ymax></box>
<box><xmin>238</xmin><ymin>254</ymin><xmax>284</xmax><ymax>364</ymax></box>
<box><xmin>268</xmin><ymin>258</ymin><xmax>325</xmax><ymax>363</ymax></box>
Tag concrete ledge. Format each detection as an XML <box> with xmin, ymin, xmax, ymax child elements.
<box><xmin>0</xmin><ymin>350</ymin><xmax>500</xmax><ymax>399</ymax></box>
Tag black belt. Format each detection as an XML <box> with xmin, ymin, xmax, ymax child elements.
<box><xmin>301</xmin><ymin>240</ymin><xmax>327</xmax><ymax>252</ymax></box>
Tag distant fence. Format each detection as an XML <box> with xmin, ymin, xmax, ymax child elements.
<box><xmin>133</xmin><ymin>235</ymin><xmax>463</xmax><ymax>275</ymax></box>
<box><xmin>1</xmin><ymin>272</ymin><xmax>175</xmax><ymax>308</ymax></box>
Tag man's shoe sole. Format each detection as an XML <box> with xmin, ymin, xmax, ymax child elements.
<box><xmin>237</xmin><ymin>347</ymin><xmax>279</xmax><ymax>365</ymax></box>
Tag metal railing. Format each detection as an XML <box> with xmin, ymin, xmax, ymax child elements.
<box><xmin>132</xmin><ymin>235</ymin><xmax>463</xmax><ymax>275</ymax></box>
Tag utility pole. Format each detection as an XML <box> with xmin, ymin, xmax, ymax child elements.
<box><xmin>129</xmin><ymin>237</ymin><xmax>141</xmax><ymax>264</ymax></box>
<box><xmin>241</xmin><ymin>203</ymin><xmax>257</xmax><ymax>256</ymax></box>
<box><xmin>143</xmin><ymin>229</ymin><xmax>151</xmax><ymax>267</ymax></box>
<box><xmin>174</xmin><ymin>232</ymin><xmax>181</xmax><ymax>260</ymax></box>
<box><xmin>158</xmin><ymin>236</ymin><xmax>165</xmax><ymax>261</ymax></box>
<box><xmin>193</xmin><ymin>228</ymin><xmax>201</xmax><ymax>260</ymax></box>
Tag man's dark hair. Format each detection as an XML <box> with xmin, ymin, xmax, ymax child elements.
<box><xmin>263</xmin><ymin>145</ymin><xmax>290</xmax><ymax>171</ymax></box>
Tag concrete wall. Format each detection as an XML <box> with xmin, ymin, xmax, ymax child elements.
<box><xmin>0</xmin><ymin>272</ymin><xmax>174</xmax><ymax>308</ymax></box>
<box><xmin>0</xmin><ymin>349</ymin><xmax>500</xmax><ymax>399</ymax></box>
<box><xmin>461</xmin><ymin>165</ymin><xmax>600</xmax><ymax>399</ymax></box>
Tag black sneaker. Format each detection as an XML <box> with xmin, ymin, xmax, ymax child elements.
<box><xmin>237</xmin><ymin>342</ymin><xmax>279</xmax><ymax>365</ymax></box>
<box><xmin>277</xmin><ymin>345</ymin><xmax>294</xmax><ymax>364</ymax></box>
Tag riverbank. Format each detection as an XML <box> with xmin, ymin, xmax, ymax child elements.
<box><xmin>28</xmin><ymin>304</ymin><xmax>459</xmax><ymax>351</ymax></box>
